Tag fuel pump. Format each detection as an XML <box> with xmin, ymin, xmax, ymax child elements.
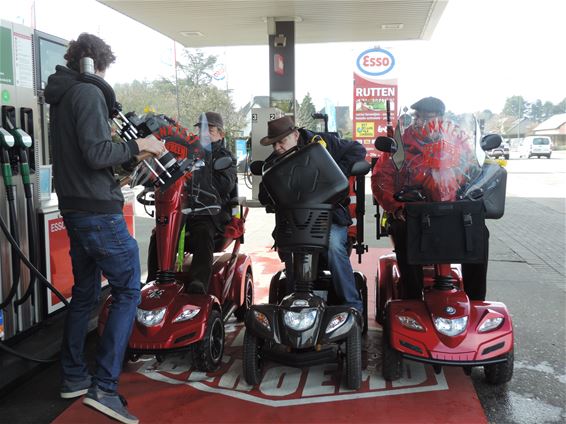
<box><xmin>0</xmin><ymin>121</ymin><xmax>21</xmax><ymax>311</ymax></box>
<box><xmin>0</xmin><ymin>105</ymin><xmax>40</xmax><ymax>337</ymax></box>
<box><xmin>1</xmin><ymin>106</ymin><xmax>59</xmax><ymax>326</ymax></box>
<box><xmin>0</xmin><ymin>117</ymin><xmax>69</xmax><ymax>361</ymax></box>
<box><xmin>0</xmin><ymin>116</ymin><xmax>67</xmax><ymax>308</ymax></box>
<box><xmin>243</xmin><ymin>136</ymin><xmax>253</xmax><ymax>189</ymax></box>
<box><xmin>0</xmin><ymin>20</ymin><xmax>75</xmax><ymax>367</ymax></box>
<box><xmin>12</xmin><ymin>108</ymin><xmax>39</xmax><ymax>313</ymax></box>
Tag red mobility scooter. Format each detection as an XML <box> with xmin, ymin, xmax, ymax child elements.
<box><xmin>373</xmin><ymin>113</ymin><xmax>514</xmax><ymax>384</ymax></box>
<box><xmin>99</xmin><ymin>113</ymin><xmax>253</xmax><ymax>371</ymax></box>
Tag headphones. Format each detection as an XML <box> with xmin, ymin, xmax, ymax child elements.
<box><xmin>77</xmin><ymin>57</ymin><xmax>119</xmax><ymax>118</ymax></box>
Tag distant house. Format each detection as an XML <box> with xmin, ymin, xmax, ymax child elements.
<box><xmin>501</xmin><ymin>117</ymin><xmax>537</xmax><ymax>149</ymax></box>
<box><xmin>502</xmin><ymin>117</ymin><xmax>537</xmax><ymax>139</ymax></box>
<box><xmin>532</xmin><ymin>113</ymin><xmax>566</xmax><ymax>149</ymax></box>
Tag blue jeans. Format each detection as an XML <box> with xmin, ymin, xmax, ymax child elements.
<box><xmin>61</xmin><ymin>213</ymin><xmax>140</xmax><ymax>393</ymax></box>
<box><xmin>280</xmin><ymin>224</ymin><xmax>363</xmax><ymax>313</ymax></box>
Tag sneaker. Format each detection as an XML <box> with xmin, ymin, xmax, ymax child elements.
<box><xmin>83</xmin><ymin>386</ymin><xmax>139</xmax><ymax>424</ymax></box>
<box><xmin>60</xmin><ymin>375</ymin><xmax>92</xmax><ymax>399</ymax></box>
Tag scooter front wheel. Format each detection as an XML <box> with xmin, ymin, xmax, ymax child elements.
<box><xmin>191</xmin><ymin>309</ymin><xmax>225</xmax><ymax>372</ymax></box>
<box><xmin>484</xmin><ymin>349</ymin><xmax>514</xmax><ymax>385</ymax></box>
<box><xmin>382</xmin><ymin>309</ymin><xmax>402</xmax><ymax>381</ymax></box>
<box><xmin>344</xmin><ymin>323</ymin><xmax>362</xmax><ymax>390</ymax></box>
<box><xmin>268</xmin><ymin>271</ymin><xmax>285</xmax><ymax>304</ymax></box>
<box><xmin>243</xmin><ymin>330</ymin><xmax>263</xmax><ymax>386</ymax></box>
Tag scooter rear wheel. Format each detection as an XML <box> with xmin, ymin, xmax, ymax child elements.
<box><xmin>191</xmin><ymin>309</ymin><xmax>225</xmax><ymax>372</ymax></box>
<box><xmin>235</xmin><ymin>271</ymin><xmax>254</xmax><ymax>322</ymax></box>
<box><xmin>243</xmin><ymin>330</ymin><xmax>263</xmax><ymax>386</ymax></box>
<box><xmin>484</xmin><ymin>349</ymin><xmax>514</xmax><ymax>385</ymax></box>
<box><xmin>344</xmin><ymin>323</ymin><xmax>362</xmax><ymax>390</ymax></box>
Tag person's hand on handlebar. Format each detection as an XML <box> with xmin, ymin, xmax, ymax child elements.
<box><xmin>136</xmin><ymin>134</ymin><xmax>166</xmax><ymax>157</ymax></box>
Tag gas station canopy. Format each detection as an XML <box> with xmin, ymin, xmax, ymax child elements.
<box><xmin>97</xmin><ymin>0</ymin><xmax>448</xmax><ymax>47</ymax></box>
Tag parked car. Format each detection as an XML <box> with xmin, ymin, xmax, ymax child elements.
<box><xmin>487</xmin><ymin>139</ymin><xmax>510</xmax><ymax>160</ymax></box>
<box><xmin>519</xmin><ymin>136</ymin><xmax>552</xmax><ymax>159</ymax></box>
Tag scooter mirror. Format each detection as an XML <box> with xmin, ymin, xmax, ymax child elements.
<box><xmin>249</xmin><ymin>160</ymin><xmax>264</xmax><ymax>176</ymax></box>
<box><xmin>213</xmin><ymin>156</ymin><xmax>233</xmax><ymax>171</ymax></box>
<box><xmin>480</xmin><ymin>133</ymin><xmax>503</xmax><ymax>151</ymax></box>
<box><xmin>350</xmin><ymin>160</ymin><xmax>371</xmax><ymax>176</ymax></box>
<box><xmin>374</xmin><ymin>136</ymin><xmax>397</xmax><ymax>153</ymax></box>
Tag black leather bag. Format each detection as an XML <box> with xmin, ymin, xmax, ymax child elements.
<box><xmin>406</xmin><ymin>200</ymin><xmax>486</xmax><ymax>264</ymax></box>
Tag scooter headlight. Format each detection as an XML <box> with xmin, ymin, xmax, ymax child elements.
<box><xmin>478</xmin><ymin>317</ymin><xmax>504</xmax><ymax>333</ymax></box>
<box><xmin>136</xmin><ymin>307</ymin><xmax>166</xmax><ymax>327</ymax></box>
<box><xmin>325</xmin><ymin>312</ymin><xmax>349</xmax><ymax>334</ymax></box>
<box><xmin>284</xmin><ymin>308</ymin><xmax>318</xmax><ymax>331</ymax></box>
<box><xmin>173</xmin><ymin>307</ymin><xmax>200</xmax><ymax>323</ymax></box>
<box><xmin>397</xmin><ymin>315</ymin><xmax>425</xmax><ymax>331</ymax></box>
<box><xmin>433</xmin><ymin>316</ymin><xmax>468</xmax><ymax>336</ymax></box>
<box><xmin>253</xmin><ymin>310</ymin><xmax>271</xmax><ymax>331</ymax></box>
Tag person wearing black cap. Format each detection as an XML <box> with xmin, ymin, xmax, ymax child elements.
<box><xmin>258</xmin><ymin>116</ymin><xmax>366</xmax><ymax>313</ymax></box>
<box><xmin>371</xmin><ymin>97</ymin><xmax>489</xmax><ymax>301</ymax></box>
<box><xmin>146</xmin><ymin>111</ymin><xmax>237</xmax><ymax>295</ymax></box>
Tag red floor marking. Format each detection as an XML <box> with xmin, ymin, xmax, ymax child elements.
<box><xmin>55</xmin><ymin>366</ymin><xmax>485</xmax><ymax>424</ymax></box>
<box><xmin>54</xmin><ymin>247</ymin><xmax>487</xmax><ymax>424</ymax></box>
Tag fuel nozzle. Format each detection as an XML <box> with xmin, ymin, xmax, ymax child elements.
<box><xmin>0</xmin><ymin>127</ymin><xmax>15</xmax><ymax>149</ymax></box>
<box><xmin>2</xmin><ymin>105</ymin><xmax>33</xmax><ymax>182</ymax></box>
<box><xmin>0</xmin><ymin>127</ymin><xmax>16</xmax><ymax>199</ymax></box>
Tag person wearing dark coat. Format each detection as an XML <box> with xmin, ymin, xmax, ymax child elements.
<box><xmin>146</xmin><ymin>112</ymin><xmax>237</xmax><ymax>295</ymax></box>
<box><xmin>45</xmin><ymin>32</ymin><xmax>164</xmax><ymax>424</ymax></box>
<box><xmin>258</xmin><ymin>116</ymin><xmax>366</xmax><ymax>313</ymax></box>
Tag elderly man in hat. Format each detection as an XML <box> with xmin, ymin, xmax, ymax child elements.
<box><xmin>258</xmin><ymin>116</ymin><xmax>366</xmax><ymax>314</ymax></box>
<box><xmin>146</xmin><ymin>112</ymin><xmax>237</xmax><ymax>294</ymax></box>
<box><xmin>371</xmin><ymin>97</ymin><xmax>489</xmax><ymax>301</ymax></box>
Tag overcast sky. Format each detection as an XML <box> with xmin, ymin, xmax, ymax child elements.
<box><xmin>1</xmin><ymin>0</ymin><xmax>564</xmax><ymax>115</ymax></box>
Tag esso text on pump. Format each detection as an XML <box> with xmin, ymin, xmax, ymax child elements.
<box><xmin>356</xmin><ymin>48</ymin><xmax>395</xmax><ymax>77</ymax></box>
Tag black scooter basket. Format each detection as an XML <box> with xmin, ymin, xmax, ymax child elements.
<box><xmin>406</xmin><ymin>200</ymin><xmax>486</xmax><ymax>264</ymax></box>
<box><xmin>261</xmin><ymin>142</ymin><xmax>349</xmax><ymax>207</ymax></box>
<box><xmin>477</xmin><ymin>163</ymin><xmax>507</xmax><ymax>219</ymax></box>
<box><xmin>275</xmin><ymin>205</ymin><xmax>332</xmax><ymax>252</ymax></box>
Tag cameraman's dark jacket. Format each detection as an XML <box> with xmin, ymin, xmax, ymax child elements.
<box><xmin>258</xmin><ymin>128</ymin><xmax>366</xmax><ymax>226</ymax></box>
<box><xmin>191</xmin><ymin>140</ymin><xmax>237</xmax><ymax>231</ymax></box>
<box><xmin>45</xmin><ymin>65</ymin><xmax>139</xmax><ymax>214</ymax></box>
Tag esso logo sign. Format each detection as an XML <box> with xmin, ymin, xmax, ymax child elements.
<box><xmin>50</xmin><ymin>220</ymin><xmax>66</xmax><ymax>233</ymax></box>
<box><xmin>356</xmin><ymin>48</ymin><xmax>395</xmax><ymax>77</ymax></box>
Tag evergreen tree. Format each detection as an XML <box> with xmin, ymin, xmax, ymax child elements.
<box><xmin>555</xmin><ymin>98</ymin><xmax>566</xmax><ymax>114</ymax></box>
<box><xmin>502</xmin><ymin>96</ymin><xmax>527</xmax><ymax>118</ymax></box>
<box><xmin>527</xmin><ymin>99</ymin><xmax>544</xmax><ymax>122</ymax></box>
<box><xmin>542</xmin><ymin>101</ymin><xmax>556</xmax><ymax>120</ymax></box>
<box><xmin>296</xmin><ymin>93</ymin><xmax>317</xmax><ymax>130</ymax></box>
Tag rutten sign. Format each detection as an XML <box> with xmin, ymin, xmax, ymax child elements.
<box><xmin>356</xmin><ymin>48</ymin><xmax>395</xmax><ymax>77</ymax></box>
